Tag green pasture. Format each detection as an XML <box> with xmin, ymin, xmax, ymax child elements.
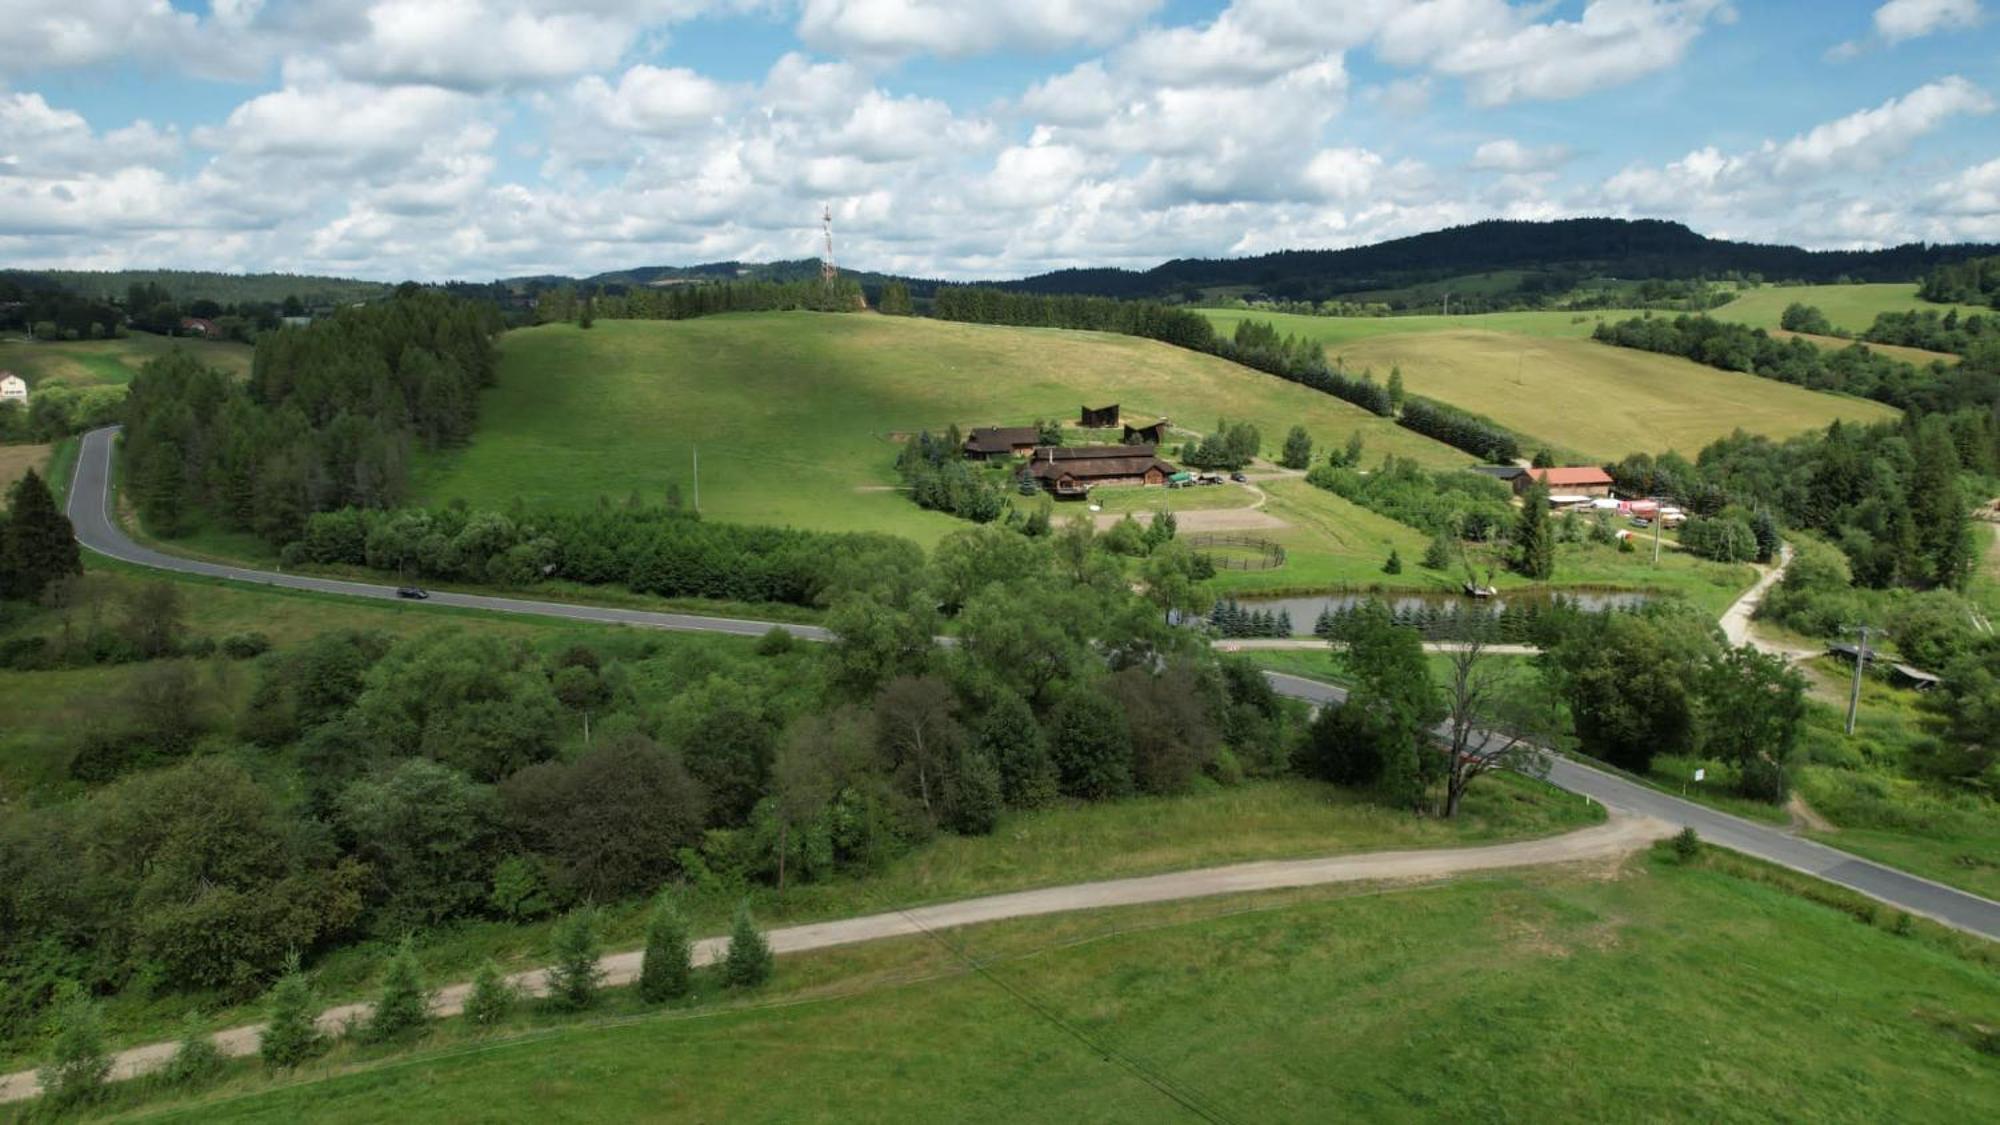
<box><xmin>1330</xmin><ymin>329</ymin><xmax>1898</xmax><ymax>459</ymax></box>
<box><xmin>1199</xmin><ymin>306</ymin><xmax>1640</xmax><ymax>350</ymax></box>
<box><xmin>411</xmin><ymin>315</ymin><xmax>1467</xmax><ymax>542</ymax></box>
<box><xmin>119</xmin><ymin>850</ymin><xmax>2000</xmax><ymax>1123</ymax></box>
<box><xmin>0</xmin><ymin>332</ymin><xmax>252</xmax><ymax>388</ymax></box>
<box><xmin>1712</xmin><ymin>283</ymin><xmax>1992</xmax><ymax>335</ymax></box>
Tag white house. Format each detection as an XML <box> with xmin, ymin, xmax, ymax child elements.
<box><xmin>0</xmin><ymin>372</ymin><xmax>26</xmax><ymax>405</ymax></box>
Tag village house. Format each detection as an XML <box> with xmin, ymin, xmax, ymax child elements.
<box><xmin>0</xmin><ymin>372</ymin><xmax>26</xmax><ymax>405</ymax></box>
<box><xmin>1022</xmin><ymin>444</ymin><xmax>1176</xmax><ymax>497</ymax></box>
<box><xmin>1515</xmin><ymin>466</ymin><xmax>1615</xmax><ymax>498</ymax></box>
<box><xmin>1079</xmin><ymin>403</ymin><xmax>1120</xmax><ymax>428</ymax></box>
<box><xmin>961</xmin><ymin>426</ymin><xmax>1041</xmax><ymax>460</ymax></box>
<box><xmin>1121</xmin><ymin>416</ymin><xmax>1170</xmax><ymax>445</ymax></box>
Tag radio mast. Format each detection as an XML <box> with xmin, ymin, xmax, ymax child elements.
<box><xmin>820</xmin><ymin>204</ymin><xmax>837</xmax><ymax>283</ymax></box>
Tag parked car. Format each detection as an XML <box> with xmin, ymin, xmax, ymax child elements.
<box><xmin>1628</xmin><ymin>518</ymin><xmax>1651</xmax><ymax>529</ymax></box>
<box><xmin>396</xmin><ymin>586</ymin><xmax>430</xmax><ymax>600</ymax></box>
<box><xmin>1229</xmin><ymin>472</ymin><xmax>1248</xmax><ymax>483</ymax></box>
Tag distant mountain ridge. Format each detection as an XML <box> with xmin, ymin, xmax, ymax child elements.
<box><xmin>519</xmin><ymin>219</ymin><xmax>1998</xmax><ymax>306</ymax></box>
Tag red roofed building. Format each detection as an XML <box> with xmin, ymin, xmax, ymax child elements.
<box><xmin>1515</xmin><ymin>466</ymin><xmax>1614</xmax><ymax>498</ymax></box>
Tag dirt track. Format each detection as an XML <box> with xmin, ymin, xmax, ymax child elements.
<box><xmin>0</xmin><ymin>813</ymin><xmax>1667</xmax><ymax>1102</ymax></box>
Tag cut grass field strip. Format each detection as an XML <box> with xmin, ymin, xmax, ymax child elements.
<box><xmin>1712</xmin><ymin>283</ymin><xmax>1993</xmax><ymax>335</ymax></box>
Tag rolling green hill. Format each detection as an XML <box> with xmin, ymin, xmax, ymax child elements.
<box><xmin>1713</xmin><ymin>284</ymin><xmax>1992</xmax><ymax>335</ymax></box>
<box><xmin>0</xmin><ymin>333</ymin><xmax>253</xmax><ymax>388</ymax></box>
<box><xmin>412</xmin><ymin>313</ymin><xmax>1468</xmax><ymax>543</ymax></box>
<box><xmin>1331</xmin><ymin>329</ymin><xmax>1899</xmax><ymax>459</ymax></box>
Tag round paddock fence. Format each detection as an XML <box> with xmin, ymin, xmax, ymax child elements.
<box><xmin>1185</xmin><ymin>533</ymin><xmax>1286</xmax><ymax>571</ymax></box>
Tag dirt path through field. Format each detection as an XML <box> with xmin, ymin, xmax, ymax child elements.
<box><xmin>0</xmin><ymin>813</ymin><xmax>1667</xmax><ymax>1102</ymax></box>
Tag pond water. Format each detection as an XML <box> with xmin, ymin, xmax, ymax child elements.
<box><xmin>1237</xmin><ymin>589</ymin><xmax>1652</xmax><ymax>635</ymax></box>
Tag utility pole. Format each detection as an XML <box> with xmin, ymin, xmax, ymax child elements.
<box><xmin>1442</xmin><ymin>292</ymin><xmax>1450</xmax><ymax>318</ymax></box>
<box><xmin>1841</xmin><ymin>623</ymin><xmax>1872</xmax><ymax>735</ymax></box>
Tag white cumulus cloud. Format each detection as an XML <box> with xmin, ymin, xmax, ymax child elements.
<box><xmin>1875</xmin><ymin>0</ymin><xmax>1983</xmax><ymax>42</ymax></box>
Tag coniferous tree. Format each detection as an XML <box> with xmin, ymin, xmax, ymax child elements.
<box><xmin>1422</xmin><ymin>532</ymin><xmax>1454</xmax><ymax>570</ymax></box>
<box><xmin>464</xmin><ymin>961</ymin><xmax>514</xmax><ymax>1027</ymax></box>
<box><xmin>365</xmin><ymin>939</ymin><xmax>433</xmax><ymax>1041</ymax></box>
<box><xmin>1387</xmin><ymin>365</ymin><xmax>1405</xmax><ymax>411</ymax></box>
<box><xmin>545</xmin><ymin>909</ymin><xmax>604</xmax><ymax>1010</ymax></box>
<box><xmin>259</xmin><ymin>956</ymin><xmax>325</xmax><ymax>1069</ymax></box>
<box><xmin>723</xmin><ymin>905</ymin><xmax>774</xmax><ymax>989</ymax></box>
<box><xmin>638</xmin><ymin>897</ymin><xmax>694</xmax><ymax>1004</ymax></box>
<box><xmin>36</xmin><ymin>981</ymin><xmax>110</xmax><ymax>1111</ymax></box>
<box><xmin>1</xmin><ymin>468</ymin><xmax>81</xmax><ymax>602</ymax></box>
<box><xmin>1383</xmin><ymin>548</ymin><xmax>1403</xmax><ymax>574</ymax></box>
<box><xmin>1513</xmin><ymin>481</ymin><xmax>1556</xmax><ymax>579</ymax></box>
<box><xmin>1280</xmin><ymin>425</ymin><xmax>1313</xmax><ymax>469</ymax></box>
<box><xmin>1909</xmin><ymin>419</ymin><xmax>1973</xmax><ymax>588</ymax></box>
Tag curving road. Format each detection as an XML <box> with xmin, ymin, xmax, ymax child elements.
<box><xmin>64</xmin><ymin>427</ymin><xmax>2000</xmax><ymax>941</ymax></box>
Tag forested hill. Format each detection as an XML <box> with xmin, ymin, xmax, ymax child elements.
<box><xmin>993</xmin><ymin>219</ymin><xmax>2000</xmax><ymax>302</ymax></box>
<box><xmin>0</xmin><ymin>268</ymin><xmax>388</xmax><ymax>307</ymax></box>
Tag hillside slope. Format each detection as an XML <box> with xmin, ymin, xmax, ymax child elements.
<box><xmin>411</xmin><ymin>314</ymin><xmax>1467</xmax><ymax>540</ymax></box>
<box><xmin>1333</xmin><ymin>330</ymin><xmax>1900</xmax><ymax>459</ymax></box>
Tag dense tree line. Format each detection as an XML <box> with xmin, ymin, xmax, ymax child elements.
<box><xmin>1306</xmin><ymin>456</ymin><xmax>1516</xmax><ymax>541</ymax></box>
<box><xmin>894</xmin><ymin>430</ymin><xmax>1009</xmax><ymax>523</ymax></box>
<box><xmin>547</xmin><ymin>277</ymin><xmax>865</xmax><ymax>322</ymax></box>
<box><xmin>4</xmin><ymin>269</ymin><xmax>386</xmax><ymax>308</ymax></box>
<box><xmin>1396</xmin><ymin>396</ymin><xmax>1523</xmax><ymax>463</ymax></box>
<box><xmin>0</xmin><ymin>382</ymin><xmax>125</xmax><ymax>444</ymax></box>
<box><xmin>290</xmin><ymin>501</ymin><xmax>920</xmax><ymax>607</ymax></box>
<box><xmin>1862</xmin><ymin>309</ymin><xmax>1997</xmax><ymax>358</ymax></box>
<box><xmin>931</xmin><ymin>286</ymin><xmax>1220</xmax><ymax>351</ymax></box>
<box><xmin>1917</xmin><ymin>256</ymin><xmax>2000</xmax><ymax>307</ymax></box>
<box><xmin>1216</xmin><ymin>319</ymin><xmax>1393</xmax><ymax>415</ymax></box>
<box><xmin>1591</xmin><ymin>313</ymin><xmax>1999</xmax><ymax>415</ymax></box>
<box><xmin>0</xmin><ymin>276</ymin><xmax>123</xmax><ymax>339</ymax></box>
<box><xmin>119</xmin><ymin>291</ymin><xmax>502</xmax><ymax>541</ymax></box>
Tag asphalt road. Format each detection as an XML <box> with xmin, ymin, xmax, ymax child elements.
<box><xmin>65</xmin><ymin>426</ymin><xmax>2000</xmax><ymax>941</ymax></box>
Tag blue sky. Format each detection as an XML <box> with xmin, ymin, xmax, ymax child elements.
<box><xmin>0</xmin><ymin>1</ymin><xmax>1996</xmax><ymax>280</ymax></box>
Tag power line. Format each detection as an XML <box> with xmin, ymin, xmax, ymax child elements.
<box><xmin>894</xmin><ymin>908</ymin><xmax>1239</xmax><ymax>1125</ymax></box>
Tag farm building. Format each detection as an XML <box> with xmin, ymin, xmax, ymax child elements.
<box><xmin>1022</xmin><ymin>444</ymin><xmax>1176</xmax><ymax>497</ymax></box>
<box><xmin>1468</xmin><ymin>465</ymin><xmax>1527</xmax><ymax>483</ymax></box>
<box><xmin>0</xmin><ymin>373</ymin><xmax>25</xmax><ymax>404</ymax></box>
<box><xmin>1516</xmin><ymin>466</ymin><xmax>1614</xmax><ymax>497</ymax></box>
<box><xmin>962</xmin><ymin>426</ymin><xmax>1041</xmax><ymax>460</ymax></box>
<box><xmin>1122</xmin><ymin>417</ymin><xmax>1170</xmax><ymax>445</ymax></box>
<box><xmin>1080</xmin><ymin>403</ymin><xmax>1120</xmax><ymax>428</ymax></box>
<box><xmin>178</xmin><ymin>316</ymin><xmax>218</xmax><ymax>337</ymax></box>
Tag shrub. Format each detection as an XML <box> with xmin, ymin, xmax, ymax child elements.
<box><xmin>220</xmin><ymin>631</ymin><xmax>273</xmax><ymax>659</ymax></box>
<box><xmin>723</xmin><ymin>905</ymin><xmax>773</xmax><ymax>989</ymax></box>
<box><xmin>464</xmin><ymin>961</ymin><xmax>514</xmax><ymax>1027</ymax></box>
<box><xmin>36</xmin><ymin>981</ymin><xmax>110</xmax><ymax>1111</ymax></box>
<box><xmin>1383</xmin><ymin>548</ymin><xmax>1403</xmax><ymax>575</ymax></box>
<box><xmin>1672</xmin><ymin>826</ymin><xmax>1700</xmax><ymax>862</ymax></box>
<box><xmin>949</xmin><ymin>750</ymin><xmax>1004</xmax><ymax>835</ymax></box>
<box><xmin>545</xmin><ymin>909</ymin><xmax>604</xmax><ymax>1010</ymax></box>
<box><xmin>639</xmin><ymin>898</ymin><xmax>694</xmax><ymax>1004</ymax></box>
<box><xmin>159</xmin><ymin>1013</ymin><xmax>224</xmax><ymax>1088</ymax></box>
<box><xmin>755</xmin><ymin>627</ymin><xmax>796</xmax><ymax>656</ymax></box>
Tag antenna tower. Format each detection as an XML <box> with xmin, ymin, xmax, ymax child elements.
<box><xmin>820</xmin><ymin>204</ymin><xmax>837</xmax><ymax>283</ymax></box>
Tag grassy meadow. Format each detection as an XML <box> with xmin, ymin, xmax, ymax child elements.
<box><xmin>1712</xmin><ymin>283</ymin><xmax>1993</xmax><ymax>335</ymax></box>
<box><xmin>0</xmin><ymin>332</ymin><xmax>252</xmax><ymax>388</ymax></box>
<box><xmin>1327</xmin><ymin>329</ymin><xmax>1897</xmax><ymax>459</ymax></box>
<box><xmin>411</xmin><ymin>314</ymin><xmax>1468</xmax><ymax>542</ymax></box>
<box><xmin>109</xmin><ymin>849</ymin><xmax>2000</xmax><ymax>1124</ymax></box>
<box><xmin>0</xmin><ymin>443</ymin><xmax>53</xmax><ymax>497</ymax></box>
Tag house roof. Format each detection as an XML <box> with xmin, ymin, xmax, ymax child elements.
<box><xmin>962</xmin><ymin>426</ymin><xmax>1041</xmax><ymax>453</ymax></box>
<box><xmin>1468</xmin><ymin>465</ymin><xmax>1527</xmax><ymax>480</ymax></box>
<box><xmin>1526</xmin><ymin>466</ymin><xmax>1614</xmax><ymax>487</ymax></box>
<box><xmin>1024</xmin><ymin>444</ymin><xmax>1175</xmax><ymax>481</ymax></box>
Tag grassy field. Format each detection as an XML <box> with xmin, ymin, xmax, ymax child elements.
<box><xmin>1766</xmin><ymin>328</ymin><xmax>1958</xmax><ymax>366</ymax></box>
<box><xmin>1328</xmin><ymin>330</ymin><xmax>1897</xmax><ymax>459</ymax></box>
<box><xmin>411</xmin><ymin>315</ymin><xmax>1468</xmax><ymax>543</ymax></box>
<box><xmin>0</xmin><ymin>332</ymin><xmax>252</xmax><ymax>388</ymax></box>
<box><xmin>0</xmin><ymin>443</ymin><xmax>52</xmax><ymax>497</ymax></box>
<box><xmin>108</xmin><ymin>849</ymin><xmax>2000</xmax><ymax>1123</ymax></box>
<box><xmin>1712</xmin><ymin>284</ymin><xmax>1993</xmax><ymax>335</ymax></box>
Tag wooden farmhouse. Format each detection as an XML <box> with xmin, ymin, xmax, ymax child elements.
<box><xmin>1121</xmin><ymin>417</ymin><xmax>1169</xmax><ymax>445</ymax></box>
<box><xmin>1022</xmin><ymin>444</ymin><xmax>1176</xmax><ymax>497</ymax></box>
<box><xmin>962</xmin><ymin>426</ymin><xmax>1041</xmax><ymax>460</ymax></box>
<box><xmin>1516</xmin><ymin>466</ymin><xmax>1614</xmax><ymax>498</ymax></box>
<box><xmin>1080</xmin><ymin>403</ymin><xmax>1120</xmax><ymax>428</ymax></box>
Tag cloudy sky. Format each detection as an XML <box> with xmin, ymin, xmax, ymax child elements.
<box><xmin>1</xmin><ymin>0</ymin><xmax>1997</xmax><ymax>281</ymax></box>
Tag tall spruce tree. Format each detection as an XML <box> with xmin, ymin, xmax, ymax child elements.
<box><xmin>1</xmin><ymin>468</ymin><xmax>81</xmax><ymax>602</ymax></box>
<box><xmin>259</xmin><ymin>955</ymin><xmax>325</xmax><ymax>1069</ymax></box>
<box><xmin>1909</xmin><ymin>418</ymin><xmax>1973</xmax><ymax>589</ymax></box>
<box><xmin>545</xmin><ymin>909</ymin><xmax>604</xmax><ymax>1010</ymax></box>
<box><xmin>638</xmin><ymin>897</ymin><xmax>694</xmax><ymax>1004</ymax></box>
<box><xmin>1513</xmin><ymin>480</ymin><xmax>1556</xmax><ymax>579</ymax></box>
<box><xmin>365</xmin><ymin>939</ymin><xmax>433</xmax><ymax>1041</ymax></box>
<box><xmin>723</xmin><ymin>905</ymin><xmax>773</xmax><ymax>989</ymax></box>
